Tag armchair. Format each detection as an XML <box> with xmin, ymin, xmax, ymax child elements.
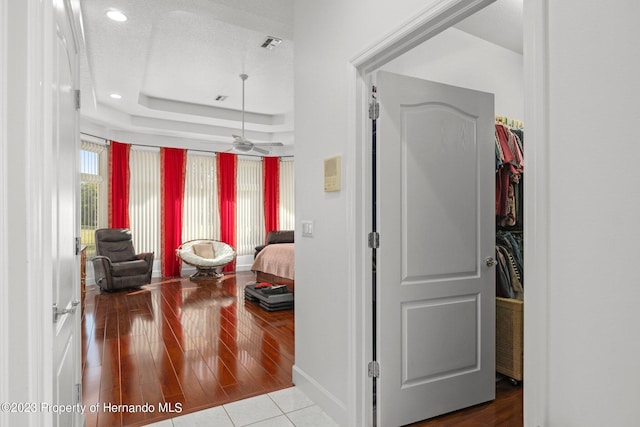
<box><xmin>92</xmin><ymin>228</ymin><xmax>154</xmax><ymax>291</ymax></box>
<box><xmin>176</xmin><ymin>239</ymin><xmax>236</xmax><ymax>280</ymax></box>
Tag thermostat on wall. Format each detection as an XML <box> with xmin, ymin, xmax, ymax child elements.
<box><xmin>324</xmin><ymin>156</ymin><xmax>341</xmax><ymax>192</ymax></box>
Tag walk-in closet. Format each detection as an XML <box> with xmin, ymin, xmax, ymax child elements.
<box><xmin>495</xmin><ymin>116</ymin><xmax>524</xmax><ymax>384</ymax></box>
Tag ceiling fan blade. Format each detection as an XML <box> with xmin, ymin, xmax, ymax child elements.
<box><xmin>253</xmin><ymin>142</ymin><xmax>284</xmax><ymax>147</ymax></box>
<box><xmin>252</xmin><ymin>146</ymin><xmax>270</xmax><ymax>155</ymax></box>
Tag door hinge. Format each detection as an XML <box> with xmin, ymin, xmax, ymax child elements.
<box><xmin>369</xmin><ymin>100</ymin><xmax>379</xmax><ymax>120</ymax></box>
<box><xmin>368</xmin><ymin>361</ymin><xmax>380</xmax><ymax>378</ymax></box>
<box><xmin>74</xmin><ymin>89</ymin><xmax>81</xmax><ymax>110</ymax></box>
<box><xmin>75</xmin><ymin>237</ymin><xmax>81</xmax><ymax>255</ymax></box>
<box><xmin>368</xmin><ymin>232</ymin><xmax>380</xmax><ymax>249</ymax></box>
<box><xmin>52</xmin><ymin>301</ymin><xmax>80</xmax><ymax>323</ymax></box>
<box><xmin>75</xmin><ymin>383</ymin><xmax>82</xmax><ymax>405</ymax></box>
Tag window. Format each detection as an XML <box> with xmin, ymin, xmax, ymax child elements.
<box><xmin>129</xmin><ymin>147</ymin><xmax>160</xmax><ymax>255</ymax></box>
<box><xmin>182</xmin><ymin>152</ymin><xmax>220</xmax><ymax>242</ymax></box>
<box><xmin>97</xmin><ymin>144</ymin><xmax>294</xmax><ymax>263</ymax></box>
<box><xmin>80</xmin><ymin>141</ymin><xmax>107</xmax><ymax>256</ymax></box>
<box><xmin>279</xmin><ymin>159</ymin><xmax>295</xmax><ymax>230</ymax></box>
<box><xmin>237</xmin><ymin>158</ymin><xmax>265</xmax><ymax>255</ymax></box>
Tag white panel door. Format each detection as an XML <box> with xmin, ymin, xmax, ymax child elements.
<box><xmin>52</xmin><ymin>1</ymin><xmax>81</xmax><ymax>426</ymax></box>
<box><xmin>376</xmin><ymin>71</ymin><xmax>495</xmax><ymax>426</ymax></box>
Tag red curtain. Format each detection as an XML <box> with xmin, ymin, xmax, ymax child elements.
<box><xmin>108</xmin><ymin>141</ymin><xmax>130</xmax><ymax>228</ymax></box>
<box><xmin>217</xmin><ymin>153</ymin><xmax>237</xmax><ymax>272</ymax></box>
<box><xmin>161</xmin><ymin>148</ymin><xmax>187</xmax><ymax>277</ymax></box>
<box><xmin>263</xmin><ymin>157</ymin><xmax>280</xmax><ymax>235</ymax></box>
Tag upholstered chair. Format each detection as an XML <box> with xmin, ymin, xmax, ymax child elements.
<box><xmin>92</xmin><ymin>228</ymin><xmax>154</xmax><ymax>291</ymax></box>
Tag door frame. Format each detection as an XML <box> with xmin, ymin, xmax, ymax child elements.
<box><xmin>2</xmin><ymin>0</ymin><xmax>84</xmax><ymax>425</ymax></box>
<box><xmin>0</xmin><ymin>1</ymin><xmax>8</xmax><ymax>425</ymax></box>
<box><xmin>346</xmin><ymin>0</ymin><xmax>549</xmax><ymax>425</ymax></box>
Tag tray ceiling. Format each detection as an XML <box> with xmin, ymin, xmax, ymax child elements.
<box><xmin>78</xmin><ymin>0</ymin><xmax>521</xmax><ymax>153</ymax></box>
<box><xmin>79</xmin><ymin>0</ymin><xmax>295</xmax><ymax>152</ymax></box>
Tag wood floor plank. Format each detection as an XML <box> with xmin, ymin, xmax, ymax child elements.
<box><xmin>406</xmin><ymin>379</ymin><xmax>522</xmax><ymax>426</ymax></box>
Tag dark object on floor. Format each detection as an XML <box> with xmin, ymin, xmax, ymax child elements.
<box><xmin>92</xmin><ymin>228</ymin><xmax>154</xmax><ymax>291</ymax></box>
<box><xmin>244</xmin><ymin>282</ymin><xmax>294</xmax><ymax>311</ymax></box>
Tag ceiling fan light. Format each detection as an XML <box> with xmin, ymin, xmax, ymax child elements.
<box><xmin>261</xmin><ymin>36</ymin><xmax>282</xmax><ymax>50</ymax></box>
<box><xmin>106</xmin><ymin>9</ymin><xmax>128</xmax><ymax>22</ymax></box>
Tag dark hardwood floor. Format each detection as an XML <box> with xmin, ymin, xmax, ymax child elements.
<box><xmin>82</xmin><ymin>270</ymin><xmax>523</xmax><ymax>427</ymax></box>
<box><xmin>81</xmin><ymin>271</ymin><xmax>294</xmax><ymax>427</ymax></box>
<box><xmin>406</xmin><ymin>378</ymin><xmax>523</xmax><ymax>427</ymax></box>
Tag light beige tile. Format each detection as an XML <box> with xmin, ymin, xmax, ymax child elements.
<box><xmin>247</xmin><ymin>414</ymin><xmax>296</xmax><ymax>427</ymax></box>
<box><xmin>143</xmin><ymin>420</ymin><xmax>173</xmax><ymax>427</ymax></box>
<box><xmin>171</xmin><ymin>405</ymin><xmax>234</xmax><ymax>427</ymax></box>
<box><xmin>268</xmin><ymin>387</ymin><xmax>315</xmax><ymax>414</ymax></box>
<box><xmin>286</xmin><ymin>405</ymin><xmax>340</xmax><ymax>427</ymax></box>
<box><xmin>224</xmin><ymin>394</ymin><xmax>284</xmax><ymax>426</ymax></box>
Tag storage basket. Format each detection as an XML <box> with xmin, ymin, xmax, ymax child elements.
<box><xmin>496</xmin><ymin>297</ymin><xmax>524</xmax><ymax>381</ymax></box>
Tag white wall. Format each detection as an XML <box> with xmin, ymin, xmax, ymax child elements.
<box><xmin>382</xmin><ymin>27</ymin><xmax>523</xmax><ymax>119</ymax></box>
<box><xmin>541</xmin><ymin>2</ymin><xmax>640</xmax><ymax>425</ymax></box>
<box><xmin>293</xmin><ymin>1</ymin><xmax>450</xmax><ymax>425</ymax></box>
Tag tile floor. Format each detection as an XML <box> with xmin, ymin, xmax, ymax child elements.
<box><xmin>146</xmin><ymin>387</ymin><xmax>339</xmax><ymax>427</ymax></box>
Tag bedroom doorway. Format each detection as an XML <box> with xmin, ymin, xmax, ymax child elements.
<box><xmin>352</xmin><ymin>0</ymin><xmax>531</xmax><ymax>425</ymax></box>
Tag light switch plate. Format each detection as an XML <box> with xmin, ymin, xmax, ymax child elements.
<box><xmin>324</xmin><ymin>156</ymin><xmax>341</xmax><ymax>192</ymax></box>
<box><xmin>301</xmin><ymin>220</ymin><xmax>314</xmax><ymax>237</ymax></box>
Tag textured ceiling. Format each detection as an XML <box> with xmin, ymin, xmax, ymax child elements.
<box><xmin>79</xmin><ymin>0</ymin><xmax>521</xmax><ymax>152</ymax></box>
<box><xmin>79</xmin><ymin>0</ymin><xmax>295</xmax><ymax>152</ymax></box>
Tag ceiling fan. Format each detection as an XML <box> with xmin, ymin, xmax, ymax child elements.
<box><xmin>231</xmin><ymin>74</ymin><xmax>283</xmax><ymax>155</ymax></box>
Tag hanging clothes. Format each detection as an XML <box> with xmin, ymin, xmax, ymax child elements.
<box><xmin>496</xmin><ymin>231</ymin><xmax>524</xmax><ymax>300</ymax></box>
<box><xmin>495</xmin><ymin>123</ymin><xmax>524</xmax><ymax>227</ymax></box>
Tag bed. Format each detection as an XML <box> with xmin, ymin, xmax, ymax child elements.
<box><xmin>251</xmin><ymin>242</ymin><xmax>295</xmax><ymax>292</ymax></box>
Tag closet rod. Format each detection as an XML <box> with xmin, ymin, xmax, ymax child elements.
<box><xmin>79</xmin><ymin>132</ymin><xmax>293</xmax><ymax>158</ymax></box>
<box><xmin>495</xmin><ymin>116</ymin><xmax>524</xmax><ymax>130</ymax></box>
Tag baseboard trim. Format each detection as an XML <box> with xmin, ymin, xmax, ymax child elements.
<box><xmin>292</xmin><ymin>364</ymin><xmax>347</xmax><ymax>426</ymax></box>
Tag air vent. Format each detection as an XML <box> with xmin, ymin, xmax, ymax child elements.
<box><xmin>261</xmin><ymin>36</ymin><xmax>282</xmax><ymax>50</ymax></box>
<box><xmin>215</xmin><ymin>95</ymin><xmax>228</xmax><ymax>101</ymax></box>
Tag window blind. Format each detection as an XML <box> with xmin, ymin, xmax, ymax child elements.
<box><xmin>279</xmin><ymin>159</ymin><xmax>295</xmax><ymax>230</ymax></box>
<box><xmin>182</xmin><ymin>152</ymin><xmax>220</xmax><ymax>242</ymax></box>
<box><xmin>236</xmin><ymin>158</ymin><xmax>264</xmax><ymax>255</ymax></box>
<box><xmin>129</xmin><ymin>148</ymin><xmax>160</xmax><ymax>255</ymax></box>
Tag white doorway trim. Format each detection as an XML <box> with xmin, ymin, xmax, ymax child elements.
<box><xmin>0</xmin><ymin>1</ymin><xmax>9</xmax><ymax>424</ymax></box>
<box><xmin>3</xmin><ymin>0</ymin><xmax>56</xmax><ymax>425</ymax></box>
<box><xmin>522</xmin><ymin>1</ymin><xmax>549</xmax><ymax>426</ymax></box>
<box><xmin>347</xmin><ymin>0</ymin><xmax>549</xmax><ymax>425</ymax></box>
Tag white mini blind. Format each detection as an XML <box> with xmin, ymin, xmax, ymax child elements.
<box><xmin>279</xmin><ymin>159</ymin><xmax>295</xmax><ymax>230</ymax></box>
<box><xmin>129</xmin><ymin>148</ymin><xmax>160</xmax><ymax>255</ymax></box>
<box><xmin>236</xmin><ymin>158</ymin><xmax>264</xmax><ymax>255</ymax></box>
<box><xmin>182</xmin><ymin>152</ymin><xmax>220</xmax><ymax>242</ymax></box>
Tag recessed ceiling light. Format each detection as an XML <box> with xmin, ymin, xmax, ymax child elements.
<box><xmin>109</xmin><ymin>93</ymin><xmax>122</xmax><ymax>99</ymax></box>
<box><xmin>261</xmin><ymin>36</ymin><xmax>282</xmax><ymax>50</ymax></box>
<box><xmin>106</xmin><ymin>9</ymin><xmax>127</xmax><ymax>22</ymax></box>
